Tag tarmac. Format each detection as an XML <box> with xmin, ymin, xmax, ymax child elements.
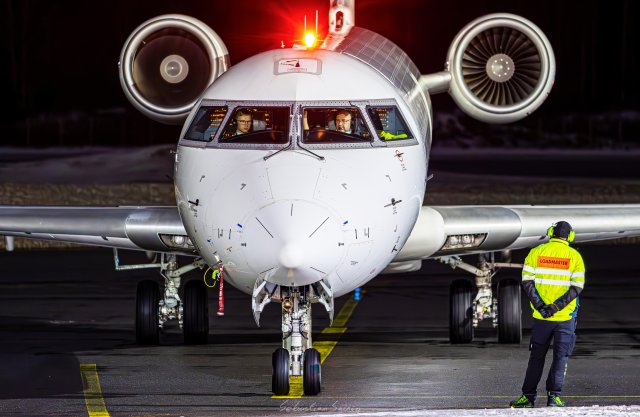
<box><xmin>0</xmin><ymin>245</ymin><xmax>639</xmax><ymax>416</ymax></box>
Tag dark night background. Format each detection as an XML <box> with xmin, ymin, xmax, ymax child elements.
<box><xmin>1</xmin><ymin>0</ymin><xmax>639</xmax><ymax>148</ymax></box>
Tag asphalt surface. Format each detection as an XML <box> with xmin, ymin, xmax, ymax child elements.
<box><xmin>0</xmin><ymin>246</ymin><xmax>639</xmax><ymax>416</ymax></box>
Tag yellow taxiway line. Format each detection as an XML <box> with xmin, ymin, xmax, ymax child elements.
<box><xmin>80</xmin><ymin>364</ymin><xmax>111</xmax><ymax>417</ymax></box>
<box><xmin>273</xmin><ymin>295</ymin><xmax>360</xmax><ymax>398</ymax></box>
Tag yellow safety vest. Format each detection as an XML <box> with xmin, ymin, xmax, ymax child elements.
<box><xmin>522</xmin><ymin>238</ymin><xmax>586</xmax><ymax>321</ymax></box>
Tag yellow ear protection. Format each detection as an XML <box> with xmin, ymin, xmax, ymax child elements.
<box><xmin>547</xmin><ymin>223</ymin><xmax>575</xmax><ymax>243</ymax></box>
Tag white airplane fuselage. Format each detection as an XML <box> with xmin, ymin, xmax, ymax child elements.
<box><xmin>174</xmin><ymin>48</ymin><xmax>429</xmax><ymax>297</ymax></box>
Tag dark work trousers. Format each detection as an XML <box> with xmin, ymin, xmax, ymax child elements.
<box><xmin>522</xmin><ymin>317</ymin><xmax>577</xmax><ymax>399</ymax></box>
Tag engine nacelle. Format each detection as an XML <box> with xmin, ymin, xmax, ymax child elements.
<box><xmin>119</xmin><ymin>15</ymin><xmax>229</xmax><ymax>125</ymax></box>
<box><xmin>446</xmin><ymin>13</ymin><xmax>555</xmax><ymax>124</ymax></box>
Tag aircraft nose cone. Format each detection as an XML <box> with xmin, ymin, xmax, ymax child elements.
<box><xmin>279</xmin><ymin>242</ymin><xmax>304</xmax><ymax>269</ymax></box>
<box><xmin>242</xmin><ymin>200</ymin><xmax>345</xmax><ymax>286</ymax></box>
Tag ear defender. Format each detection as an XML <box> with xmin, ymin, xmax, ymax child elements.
<box><xmin>547</xmin><ymin>223</ymin><xmax>576</xmax><ymax>242</ymax></box>
<box><xmin>546</xmin><ymin>225</ymin><xmax>555</xmax><ymax>238</ymax></box>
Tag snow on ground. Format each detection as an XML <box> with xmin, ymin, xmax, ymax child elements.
<box><xmin>288</xmin><ymin>405</ymin><xmax>640</xmax><ymax>417</ymax></box>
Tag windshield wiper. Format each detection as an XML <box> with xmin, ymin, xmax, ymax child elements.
<box><xmin>296</xmin><ymin>143</ymin><xmax>325</xmax><ymax>161</ymax></box>
<box><xmin>263</xmin><ymin>142</ymin><xmax>293</xmax><ymax>161</ymax></box>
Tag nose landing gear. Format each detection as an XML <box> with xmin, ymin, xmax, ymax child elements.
<box><xmin>277</xmin><ymin>287</ymin><xmax>322</xmax><ymax>395</ymax></box>
<box><xmin>262</xmin><ymin>283</ymin><xmax>330</xmax><ymax>396</ymax></box>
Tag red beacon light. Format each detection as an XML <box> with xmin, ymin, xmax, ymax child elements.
<box><xmin>304</xmin><ymin>33</ymin><xmax>316</xmax><ymax>48</ymax></box>
<box><xmin>291</xmin><ymin>10</ymin><xmax>319</xmax><ymax>50</ymax></box>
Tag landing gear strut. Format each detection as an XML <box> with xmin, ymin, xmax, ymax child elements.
<box><xmin>277</xmin><ymin>287</ymin><xmax>322</xmax><ymax>395</ymax></box>
<box><xmin>115</xmin><ymin>249</ymin><xmax>207</xmax><ymax>345</ymax></box>
<box><xmin>439</xmin><ymin>253</ymin><xmax>523</xmax><ymax>344</ymax></box>
<box><xmin>253</xmin><ymin>280</ymin><xmax>332</xmax><ymax>396</ymax></box>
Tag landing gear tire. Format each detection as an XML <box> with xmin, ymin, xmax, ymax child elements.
<box><xmin>136</xmin><ymin>280</ymin><xmax>160</xmax><ymax>345</ymax></box>
<box><xmin>449</xmin><ymin>279</ymin><xmax>473</xmax><ymax>343</ymax></box>
<box><xmin>272</xmin><ymin>347</ymin><xmax>290</xmax><ymax>395</ymax></box>
<box><xmin>303</xmin><ymin>348</ymin><xmax>321</xmax><ymax>395</ymax></box>
<box><xmin>183</xmin><ymin>280</ymin><xmax>209</xmax><ymax>345</ymax></box>
<box><xmin>498</xmin><ymin>278</ymin><xmax>522</xmax><ymax>343</ymax></box>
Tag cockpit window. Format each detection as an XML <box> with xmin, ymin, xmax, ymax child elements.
<box><xmin>219</xmin><ymin>107</ymin><xmax>290</xmax><ymax>144</ymax></box>
<box><xmin>183</xmin><ymin>106</ymin><xmax>228</xmax><ymax>141</ymax></box>
<box><xmin>367</xmin><ymin>106</ymin><xmax>413</xmax><ymax>141</ymax></box>
<box><xmin>302</xmin><ymin>107</ymin><xmax>372</xmax><ymax>143</ymax></box>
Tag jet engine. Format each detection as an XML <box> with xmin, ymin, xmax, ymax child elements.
<box><xmin>445</xmin><ymin>13</ymin><xmax>555</xmax><ymax>124</ymax></box>
<box><xmin>119</xmin><ymin>15</ymin><xmax>230</xmax><ymax>124</ymax></box>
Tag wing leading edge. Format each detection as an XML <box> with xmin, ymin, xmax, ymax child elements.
<box><xmin>0</xmin><ymin>206</ymin><xmax>190</xmax><ymax>253</ymax></box>
<box><xmin>396</xmin><ymin>205</ymin><xmax>640</xmax><ymax>261</ymax></box>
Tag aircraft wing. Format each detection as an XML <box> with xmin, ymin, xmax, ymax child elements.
<box><xmin>0</xmin><ymin>206</ymin><xmax>193</xmax><ymax>254</ymax></box>
<box><xmin>395</xmin><ymin>205</ymin><xmax>640</xmax><ymax>261</ymax></box>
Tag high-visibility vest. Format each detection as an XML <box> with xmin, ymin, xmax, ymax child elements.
<box><xmin>522</xmin><ymin>238</ymin><xmax>586</xmax><ymax>321</ymax></box>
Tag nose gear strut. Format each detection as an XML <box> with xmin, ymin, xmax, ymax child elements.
<box><xmin>253</xmin><ymin>277</ymin><xmax>332</xmax><ymax>396</ymax></box>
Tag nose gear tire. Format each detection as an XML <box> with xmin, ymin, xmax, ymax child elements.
<box><xmin>272</xmin><ymin>347</ymin><xmax>290</xmax><ymax>395</ymax></box>
<box><xmin>303</xmin><ymin>348</ymin><xmax>322</xmax><ymax>395</ymax></box>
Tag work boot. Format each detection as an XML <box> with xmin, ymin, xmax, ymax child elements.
<box><xmin>509</xmin><ymin>394</ymin><xmax>534</xmax><ymax>408</ymax></box>
<box><xmin>547</xmin><ymin>392</ymin><xmax>566</xmax><ymax>407</ymax></box>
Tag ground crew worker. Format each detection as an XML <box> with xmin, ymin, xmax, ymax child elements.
<box><xmin>510</xmin><ymin>221</ymin><xmax>585</xmax><ymax>408</ymax></box>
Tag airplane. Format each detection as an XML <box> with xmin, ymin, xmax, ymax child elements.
<box><xmin>2</xmin><ymin>0</ymin><xmax>640</xmax><ymax>397</ymax></box>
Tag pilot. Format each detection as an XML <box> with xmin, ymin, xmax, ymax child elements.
<box><xmin>235</xmin><ymin>109</ymin><xmax>253</xmax><ymax>135</ymax></box>
<box><xmin>510</xmin><ymin>221</ymin><xmax>585</xmax><ymax>409</ymax></box>
<box><xmin>334</xmin><ymin>110</ymin><xmax>353</xmax><ymax>134</ymax></box>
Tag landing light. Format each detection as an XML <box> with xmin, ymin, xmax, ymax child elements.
<box><xmin>160</xmin><ymin>233</ymin><xmax>195</xmax><ymax>250</ymax></box>
<box><xmin>441</xmin><ymin>233</ymin><xmax>487</xmax><ymax>251</ymax></box>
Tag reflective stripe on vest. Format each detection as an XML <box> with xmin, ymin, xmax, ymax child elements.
<box><xmin>522</xmin><ymin>238</ymin><xmax>585</xmax><ymax>321</ymax></box>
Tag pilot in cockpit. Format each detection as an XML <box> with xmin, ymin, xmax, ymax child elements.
<box><xmin>234</xmin><ymin>109</ymin><xmax>253</xmax><ymax>135</ymax></box>
<box><xmin>333</xmin><ymin>109</ymin><xmax>353</xmax><ymax>134</ymax></box>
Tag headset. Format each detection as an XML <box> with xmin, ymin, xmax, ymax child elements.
<box><xmin>546</xmin><ymin>223</ymin><xmax>575</xmax><ymax>243</ymax></box>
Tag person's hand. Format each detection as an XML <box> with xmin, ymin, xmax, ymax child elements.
<box><xmin>539</xmin><ymin>304</ymin><xmax>559</xmax><ymax>318</ymax></box>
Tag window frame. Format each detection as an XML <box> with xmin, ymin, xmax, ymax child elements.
<box><xmin>366</xmin><ymin>103</ymin><xmax>416</xmax><ymax>143</ymax></box>
<box><xmin>179</xmin><ymin>99</ymin><xmax>419</xmax><ymax>150</ymax></box>
<box><xmin>300</xmin><ymin>104</ymin><xmax>374</xmax><ymax>147</ymax></box>
<box><xmin>181</xmin><ymin>100</ymin><xmax>295</xmax><ymax>150</ymax></box>
<box><xmin>180</xmin><ymin>100</ymin><xmax>230</xmax><ymax>146</ymax></box>
<box><xmin>298</xmin><ymin>100</ymin><xmax>418</xmax><ymax>149</ymax></box>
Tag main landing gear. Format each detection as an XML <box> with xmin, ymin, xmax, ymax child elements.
<box><xmin>114</xmin><ymin>249</ymin><xmax>208</xmax><ymax>345</ymax></box>
<box><xmin>439</xmin><ymin>252</ymin><xmax>523</xmax><ymax>344</ymax></box>
<box><xmin>254</xmin><ymin>280</ymin><xmax>332</xmax><ymax>396</ymax></box>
